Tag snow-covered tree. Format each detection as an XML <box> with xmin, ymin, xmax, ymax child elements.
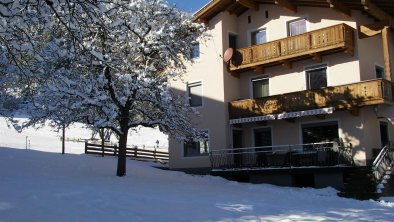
<box><xmin>0</xmin><ymin>0</ymin><xmax>206</xmax><ymax>176</ymax></box>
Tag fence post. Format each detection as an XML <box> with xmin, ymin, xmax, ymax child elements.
<box><xmin>134</xmin><ymin>146</ymin><xmax>137</xmax><ymax>158</ymax></box>
<box><xmin>101</xmin><ymin>140</ymin><xmax>105</xmax><ymax>157</ymax></box>
<box><xmin>85</xmin><ymin>142</ymin><xmax>88</xmax><ymax>154</ymax></box>
<box><xmin>289</xmin><ymin>145</ymin><xmax>292</xmax><ymax>166</ymax></box>
<box><xmin>114</xmin><ymin>144</ymin><xmax>117</xmax><ymax>156</ymax></box>
<box><xmin>154</xmin><ymin>148</ymin><xmax>156</xmax><ymax>160</ymax></box>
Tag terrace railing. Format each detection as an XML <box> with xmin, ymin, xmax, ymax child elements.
<box><xmin>210</xmin><ymin>142</ymin><xmax>353</xmax><ymax>170</ymax></box>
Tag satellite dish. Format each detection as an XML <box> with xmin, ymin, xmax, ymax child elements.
<box><xmin>223</xmin><ymin>48</ymin><xmax>234</xmax><ymax>63</ymax></box>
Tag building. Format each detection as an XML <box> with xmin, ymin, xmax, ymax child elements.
<box><xmin>169</xmin><ymin>0</ymin><xmax>394</xmax><ymax>195</ymax></box>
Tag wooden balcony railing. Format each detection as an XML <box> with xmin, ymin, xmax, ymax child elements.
<box><xmin>229</xmin><ymin>79</ymin><xmax>394</xmax><ymax>120</ymax></box>
<box><xmin>230</xmin><ymin>23</ymin><xmax>354</xmax><ymax>72</ymax></box>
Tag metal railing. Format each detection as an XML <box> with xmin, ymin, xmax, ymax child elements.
<box><xmin>372</xmin><ymin>143</ymin><xmax>394</xmax><ymax>184</ymax></box>
<box><xmin>210</xmin><ymin>142</ymin><xmax>353</xmax><ymax>170</ymax></box>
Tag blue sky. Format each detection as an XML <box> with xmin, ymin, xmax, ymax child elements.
<box><xmin>167</xmin><ymin>0</ymin><xmax>210</xmax><ymax>13</ymax></box>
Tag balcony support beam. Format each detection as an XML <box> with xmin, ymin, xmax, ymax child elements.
<box><xmin>361</xmin><ymin>0</ymin><xmax>394</xmax><ymax>27</ymax></box>
<box><xmin>236</xmin><ymin>0</ymin><xmax>259</xmax><ymax>11</ymax></box>
<box><xmin>311</xmin><ymin>54</ymin><xmax>322</xmax><ymax>63</ymax></box>
<box><xmin>282</xmin><ymin>60</ymin><xmax>292</xmax><ymax>69</ymax></box>
<box><xmin>227</xmin><ymin>2</ymin><xmax>239</xmax><ymax>14</ymax></box>
<box><xmin>254</xmin><ymin>66</ymin><xmax>265</xmax><ymax>73</ymax></box>
<box><xmin>359</xmin><ymin>21</ymin><xmax>389</xmax><ymax>39</ymax></box>
<box><xmin>382</xmin><ymin>26</ymin><xmax>392</xmax><ymax>81</ymax></box>
<box><xmin>326</xmin><ymin>0</ymin><xmax>351</xmax><ymax>18</ymax></box>
<box><xmin>349</xmin><ymin>107</ymin><xmax>360</xmax><ymax>116</ymax></box>
<box><xmin>275</xmin><ymin>0</ymin><xmax>297</xmax><ymax>13</ymax></box>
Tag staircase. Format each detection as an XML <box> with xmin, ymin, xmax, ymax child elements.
<box><xmin>373</xmin><ymin>146</ymin><xmax>394</xmax><ymax>198</ymax></box>
<box><xmin>338</xmin><ymin>167</ymin><xmax>379</xmax><ymax>200</ymax></box>
<box><xmin>376</xmin><ymin>163</ymin><xmax>394</xmax><ymax>197</ymax></box>
<box><xmin>338</xmin><ymin>145</ymin><xmax>394</xmax><ymax>200</ymax></box>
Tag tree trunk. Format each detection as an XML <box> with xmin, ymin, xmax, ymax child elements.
<box><xmin>100</xmin><ymin>128</ymin><xmax>105</xmax><ymax>157</ymax></box>
<box><xmin>116</xmin><ymin>128</ymin><xmax>128</xmax><ymax>177</ymax></box>
<box><xmin>62</xmin><ymin>125</ymin><xmax>65</xmax><ymax>154</ymax></box>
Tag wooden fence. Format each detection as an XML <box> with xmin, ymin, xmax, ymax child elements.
<box><xmin>85</xmin><ymin>142</ymin><xmax>169</xmax><ymax>162</ymax></box>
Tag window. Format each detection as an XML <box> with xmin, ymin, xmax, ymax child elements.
<box><xmin>251</xmin><ymin>29</ymin><xmax>266</xmax><ymax>45</ymax></box>
<box><xmin>252</xmin><ymin>76</ymin><xmax>269</xmax><ymax>98</ymax></box>
<box><xmin>254</xmin><ymin>128</ymin><xmax>272</xmax><ymax>147</ymax></box>
<box><xmin>380</xmin><ymin>122</ymin><xmax>389</xmax><ymax>147</ymax></box>
<box><xmin>229</xmin><ymin>33</ymin><xmax>237</xmax><ymax>49</ymax></box>
<box><xmin>191</xmin><ymin>43</ymin><xmax>200</xmax><ymax>59</ymax></box>
<box><xmin>187</xmin><ymin>82</ymin><xmax>202</xmax><ymax>107</ymax></box>
<box><xmin>288</xmin><ymin>18</ymin><xmax>307</xmax><ymax>36</ymax></box>
<box><xmin>184</xmin><ymin>131</ymin><xmax>209</xmax><ymax>157</ymax></box>
<box><xmin>302</xmin><ymin>121</ymin><xmax>339</xmax><ymax>144</ymax></box>
<box><xmin>306</xmin><ymin>65</ymin><xmax>327</xmax><ymax>90</ymax></box>
<box><xmin>376</xmin><ymin>65</ymin><xmax>385</xmax><ymax>79</ymax></box>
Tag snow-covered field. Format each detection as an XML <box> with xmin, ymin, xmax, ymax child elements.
<box><xmin>0</xmin><ymin>117</ymin><xmax>168</xmax><ymax>153</ymax></box>
<box><xmin>1</xmin><ymin>118</ymin><xmax>394</xmax><ymax>221</ymax></box>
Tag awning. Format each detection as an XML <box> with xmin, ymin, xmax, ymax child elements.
<box><xmin>277</xmin><ymin>107</ymin><xmax>335</xmax><ymax>120</ymax></box>
<box><xmin>229</xmin><ymin>115</ymin><xmax>276</xmax><ymax>125</ymax></box>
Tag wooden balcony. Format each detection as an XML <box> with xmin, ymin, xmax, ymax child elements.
<box><xmin>229</xmin><ymin>79</ymin><xmax>394</xmax><ymax>120</ymax></box>
<box><xmin>230</xmin><ymin>24</ymin><xmax>354</xmax><ymax>72</ymax></box>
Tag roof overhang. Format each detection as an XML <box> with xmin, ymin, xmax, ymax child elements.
<box><xmin>194</xmin><ymin>0</ymin><xmax>394</xmax><ymax>27</ymax></box>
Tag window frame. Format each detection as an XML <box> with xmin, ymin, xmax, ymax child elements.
<box><xmin>191</xmin><ymin>43</ymin><xmax>200</xmax><ymax>59</ymax></box>
<box><xmin>187</xmin><ymin>81</ymin><xmax>203</xmax><ymax>108</ymax></box>
<box><xmin>183</xmin><ymin>130</ymin><xmax>210</xmax><ymax>157</ymax></box>
<box><xmin>250</xmin><ymin>28</ymin><xmax>267</xmax><ymax>46</ymax></box>
<box><xmin>301</xmin><ymin>121</ymin><xmax>339</xmax><ymax>144</ymax></box>
<box><xmin>287</xmin><ymin>18</ymin><xmax>307</xmax><ymax>36</ymax></box>
<box><xmin>229</xmin><ymin>32</ymin><xmax>238</xmax><ymax>49</ymax></box>
<box><xmin>252</xmin><ymin>126</ymin><xmax>273</xmax><ymax>148</ymax></box>
<box><xmin>251</xmin><ymin>75</ymin><xmax>270</xmax><ymax>99</ymax></box>
<box><xmin>305</xmin><ymin>64</ymin><xmax>328</xmax><ymax>90</ymax></box>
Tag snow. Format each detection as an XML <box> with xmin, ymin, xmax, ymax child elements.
<box><xmin>0</xmin><ymin>119</ymin><xmax>394</xmax><ymax>221</ymax></box>
<box><xmin>0</xmin><ymin>117</ymin><xmax>168</xmax><ymax>153</ymax></box>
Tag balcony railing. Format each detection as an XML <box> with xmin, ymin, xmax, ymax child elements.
<box><xmin>230</xmin><ymin>23</ymin><xmax>354</xmax><ymax>72</ymax></box>
<box><xmin>229</xmin><ymin>79</ymin><xmax>394</xmax><ymax>120</ymax></box>
<box><xmin>372</xmin><ymin>143</ymin><xmax>394</xmax><ymax>187</ymax></box>
<box><xmin>210</xmin><ymin>142</ymin><xmax>353</xmax><ymax>170</ymax></box>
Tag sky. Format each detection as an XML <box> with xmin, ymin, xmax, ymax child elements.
<box><xmin>167</xmin><ymin>0</ymin><xmax>211</xmax><ymax>13</ymax></box>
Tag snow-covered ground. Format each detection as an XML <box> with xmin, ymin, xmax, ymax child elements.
<box><xmin>1</xmin><ymin>118</ymin><xmax>394</xmax><ymax>221</ymax></box>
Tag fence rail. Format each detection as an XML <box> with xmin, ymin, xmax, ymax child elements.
<box><xmin>85</xmin><ymin>142</ymin><xmax>169</xmax><ymax>162</ymax></box>
<box><xmin>210</xmin><ymin>142</ymin><xmax>353</xmax><ymax>170</ymax></box>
